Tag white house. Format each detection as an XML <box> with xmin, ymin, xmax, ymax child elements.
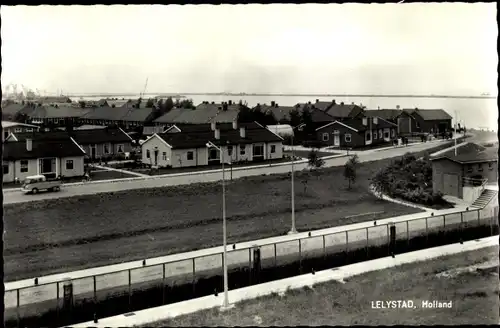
<box><xmin>3</xmin><ymin>137</ymin><xmax>86</xmax><ymax>183</ymax></box>
<box><xmin>141</xmin><ymin>121</ymin><xmax>284</xmax><ymax>168</ymax></box>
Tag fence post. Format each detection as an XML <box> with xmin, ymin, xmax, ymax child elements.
<box><xmin>299</xmin><ymin>239</ymin><xmax>302</xmax><ymax>274</ymax></box>
<box><xmin>248</xmin><ymin>248</ymin><xmax>252</xmax><ymax>284</ymax></box>
<box><xmin>162</xmin><ymin>263</ymin><xmax>166</xmax><ymax>305</ymax></box>
<box><xmin>406</xmin><ymin>220</ymin><xmax>410</xmax><ymax>248</ymax></box>
<box><xmin>274</xmin><ymin>243</ymin><xmax>277</xmax><ymax>268</ymax></box>
<box><xmin>425</xmin><ymin>217</ymin><xmax>429</xmax><ymax>245</ymax></box>
<box><xmin>477</xmin><ymin>210</ymin><xmax>480</xmax><ymax>227</ymax></box>
<box><xmin>56</xmin><ymin>282</ymin><xmax>60</xmax><ymax>321</ymax></box>
<box><xmin>345</xmin><ymin>231</ymin><xmax>349</xmax><ymax>264</ymax></box>
<box><xmin>192</xmin><ymin>258</ymin><xmax>196</xmax><ymax>296</ymax></box>
<box><xmin>386</xmin><ymin>225</ymin><xmax>390</xmax><ymax>256</ymax></box>
<box><xmin>16</xmin><ymin>289</ymin><xmax>20</xmax><ymax>328</ymax></box>
<box><xmin>323</xmin><ymin>235</ymin><xmax>326</xmax><ymax>261</ymax></box>
<box><xmin>93</xmin><ymin>275</ymin><xmax>97</xmax><ymax>317</ymax></box>
<box><xmin>128</xmin><ymin>269</ymin><xmax>132</xmax><ymax>310</ymax></box>
<box><xmin>460</xmin><ymin>212</ymin><xmax>464</xmax><ymax>243</ymax></box>
<box><xmin>365</xmin><ymin>228</ymin><xmax>369</xmax><ymax>258</ymax></box>
<box><xmin>443</xmin><ymin>215</ymin><xmax>446</xmax><ymax>237</ymax></box>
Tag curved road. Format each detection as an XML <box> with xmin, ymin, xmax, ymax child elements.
<box><xmin>3</xmin><ymin>140</ymin><xmax>454</xmax><ymax>205</ymax></box>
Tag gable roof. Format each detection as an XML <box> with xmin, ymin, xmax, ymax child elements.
<box><xmin>2</xmin><ymin>121</ymin><xmax>39</xmax><ymax>129</ymax></box>
<box><xmin>154</xmin><ymin>103</ymin><xmax>241</xmax><ymax>124</ymax></box>
<box><xmin>430</xmin><ymin>142</ymin><xmax>497</xmax><ymax>164</ymax></box>
<box><xmin>363</xmin><ymin>109</ymin><xmax>403</xmax><ymax>120</ymax></box>
<box><xmin>1</xmin><ymin>103</ymin><xmax>28</xmax><ymax>116</ymax></box>
<box><xmin>26</xmin><ymin>105</ymin><xmax>90</xmax><ymax>119</ymax></box>
<box><xmin>154</xmin><ymin>122</ymin><xmax>283</xmax><ymax>150</ymax></box>
<box><xmin>81</xmin><ymin>106</ymin><xmax>131</xmax><ymax>121</ymax></box>
<box><xmin>291</xmin><ymin>104</ymin><xmax>337</xmax><ymax>123</ymax></box>
<box><xmin>404</xmin><ymin>108</ymin><xmax>452</xmax><ymax>120</ymax></box>
<box><xmin>3</xmin><ymin>138</ymin><xmax>86</xmax><ymax>160</ymax></box>
<box><xmin>9</xmin><ymin>127</ymin><xmax>132</xmax><ymax>145</ymax></box>
<box><xmin>316</xmin><ymin>117</ymin><xmax>397</xmax><ymax>132</ymax></box>
<box><xmin>122</xmin><ymin>108</ymin><xmax>152</xmax><ymax>122</ymax></box>
<box><xmin>325</xmin><ymin>104</ymin><xmax>362</xmax><ymax>118</ymax></box>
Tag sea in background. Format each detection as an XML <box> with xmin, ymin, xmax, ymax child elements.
<box><xmin>70</xmin><ymin>94</ymin><xmax>498</xmax><ymax>131</ymax></box>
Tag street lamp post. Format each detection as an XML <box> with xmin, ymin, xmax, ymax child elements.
<box><xmin>206</xmin><ymin>141</ymin><xmax>232</xmax><ymax>310</ymax></box>
<box><xmin>288</xmin><ymin>135</ymin><xmax>297</xmax><ymax>235</ymax></box>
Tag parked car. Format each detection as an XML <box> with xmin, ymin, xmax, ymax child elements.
<box><xmin>21</xmin><ymin>175</ymin><xmax>62</xmax><ymax>194</ymax></box>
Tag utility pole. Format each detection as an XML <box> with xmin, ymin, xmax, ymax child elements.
<box><xmin>288</xmin><ymin>135</ymin><xmax>297</xmax><ymax>234</ymax></box>
<box><xmin>454</xmin><ymin>111</ymin><xmax>458</xmax><ymax>156</ymax></box>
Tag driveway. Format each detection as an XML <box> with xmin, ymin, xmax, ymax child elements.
<box><xmin>2</xmin><ymin>140</ymin><xmax>453</xmax><ymax>205</ymax></box>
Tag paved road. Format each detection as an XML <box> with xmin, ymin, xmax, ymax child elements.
<box><xmin>3</xmin><ymin>140</ymin><xmax>453</xmax><ymax>205</ymax></box>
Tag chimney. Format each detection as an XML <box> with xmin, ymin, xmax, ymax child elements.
<box><xmin>362</xmin><ymin>118</ymin><xmax>367</xmax><ymax>126</ymax></box>
<box><xmin>211</xmin><ymin>122</ymin><xmax>216</xmax><ymax>131</ymax></box>
<box><xmin>308</xmin><ymin>101</ymin><xmax>311</xmax><ymax>104</ymax></box>
<box><xmin>275</xmin><ymin>103</ymin><xmax>278</xmax><ymax>108</ymax></box>
<box><xmin>340</xmin><ymin>102</ymin><xmax>344</xmax><ymax>106</ymax></box>
<box><xmin>316</xmin><ymin>99</ymin><xmax>319</xmax><ymax>103</ymax></box>
<box><xmin>240</xmin><ymin>126</ymin><xmax>246</xmax><ymax>138</ymax></box>
<box><xmin>351</xmin><ymin>102</ymin><xmax>355</xmax><ymax>105</ymax></box>
<box><xmin>26</xmin><ymin>138</ymin><xmax>33</xmax><ymax>151</ymax></box>
<box><xmin>332</xmin><ymin>99</ymin><xmax>336</xmax><ymax>105</ymax></box>
<box><xmin>271</xmin><ymin>101</ymin><xmax>275</xmax><ymax>107</ymax></box>
<box><xmin>373</xmin><ymin>117</ymin><xmax>378</xmax><ymax>125</ymax></box>
<box><xmin>215</xmin><ymin>128</ymin><xmax>220</xmax><ymax>140</ymax></box>
<box><xmin>396</xmin><ymin>105</ymin><xmax>400</xmax><ymax>110</ymax></box>
<box><xmin>228</xmin><ymin>100</ymin><xmax>232</xmax><ymax>105</ymax></box>
<box><xmin>232</xmin><ymin>120</ymin><xmax>238</xmax><ymax>130</ymax></box>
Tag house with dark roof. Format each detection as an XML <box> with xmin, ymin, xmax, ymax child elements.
<box><xmin>403</xmin><ymin>108</ymin><xmax>453</xmax><ymax>134</ymax></box>
<box><xmin>141</xmin><ymin>121</ymin><xmax>283</xmax><ymax>168</ymax></box>
<box><xmin>153</xmin><ymin>102</ymin><xmax>241</xmax><ymax>125</ymax></box>
<box><xmin>430</xmin><ymin>142</ymin><xmax>498</xmax><ymax>201</ymax></box>
<box><xmin>262</xmin><ymin>101</ymin><xmax>335</xmax><ymax>127</ymax></box>
<box><xmin>2</xmin><ymin>121</ymin><xmax>40</xmax><ymax>141</ymax></box>
<box><xmin>315</xmin><ymin>116</ymin><xmax>397</xmax><ymax>148</ymax></box>
<box><xmin>359</xmin><ymin>109</ymin><xmax>418</xmax><ymax>135</ymax></box>
<box><xmin>22</xmin><ymin>104</ymin><xmax>90</xmax><ymax>126</ymax></box>
<box><xmin>6</xmin><ymin>127</ymin><xmax>133</xmax><ymax>160</ymax></box>
<box><xmin>2</xmin><ymin>137</ymin><xmax>86</xmax><ymax>183</ymax></box>
<box><xmin>1</xmin><ymin>102</ymin><xmax>29</xmax><ymax>121</ymax></box>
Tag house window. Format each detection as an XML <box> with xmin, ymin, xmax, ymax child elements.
<box><xmin>117</xmin><ymin>144</ymin><xmax>124</xmax><ymax>153</ymax></box>
<box><xmin>322</xmin><ymin>133</ymin><xmax>329</xmax><ymax>141</ymax></box>
<box><xmin>240</xmin><ymin>145</ymin><xmax>246</xmax><ymax>155</ymax></box>
<box><xmin>366</xmin><ymin>131</ymin><xmax>371</xmax><ymax>141</ymax></box>
<box><xmin>20</xmin><ymin>160</ymin><xmax>29</xmax><ymax>173</ymax></box>
<box><xmin>391</xmin><ymin>129</ymin><xmax>395</xmax><ymax>138</ymax></box>
<box><xmin>3</xmin><ymin>163</ymin><xmax>9</xmax><ymax>174</ymax></box>
<box><xmin>379</xmin><ymin>129</ymin><xmax>383</xmax><ymax>139</ymax></box>
<box><xmin>66</xmin><ymin>160</ymin><xmax>74</xmax><ymax>170</ymax></box>
<box><xmin>373</xmin><ymin>130</ymin><xmax>377</xmax><ymax>140</ymax></box>
<box><xmin>162</xmin><ymin>152</ymin><xmax>167</xmax><ymax>161</ymax></box>
<box><xmin>384</xmin><ymin>130</ymin><xmax>390</xmax><ymax>139</ymax></box>
<box><xmin>146</xmin><ymin>149</ymin><xmax>151</xmax><ymax>158</ymax></box>
<box><xmin>467</xmin><ymin>164</ymin><xmax>473</xmax><ymax>173</ymax></box>
<box><xmin>345</xmin><ymin>134</ymin><xmax>352</xmax><ymax>143</ymax></box>
<box><xmin>26</xmin><ymin>128</ymin><xmax>33</xmax><ymax>132</ymax></box>
<box><xmin>489</xmin><ymin>162</ymin><xmax>494</xmax><ymax>170</ymax></box>
<box><xmin>14</xmin><ymin>128</ymin><xmax>22</xmax><ymax>133</ymax></box>
<box><xmin>187</xmin><ymin>151</ymin><xmax>194</xmax><ymax>160</ymax></box>
<box><xmin>271</xmin><ymin>145</ymin><xmax>276</xmax><ymax>153</ymax></box>
<box><xmin>210</xmin><ymin>148</ymin><xmax>218</xmax><ymax>159</ymax></box>
<box><xmin>478</xmin><ymin>164</ymin><xmax>483</xmax><ymax>172</ymax></box>
<box><xmin>104</xmin><ymin>143</ymin><xmax>111</xmax><ymax>154</ymax></box>
<box><xmin>227</xmin><ymin>146</ymin><xmax>233</xmax><ymax>156</ymax></box>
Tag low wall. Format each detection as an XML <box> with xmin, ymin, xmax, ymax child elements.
<box><xmin>463</xmin><ymin>186</ymin><xmax>484</xmax><ymax>203</ymax></box>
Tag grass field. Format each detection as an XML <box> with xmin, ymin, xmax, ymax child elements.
<box><xmin>149</xmin><ymin>246</ymin><xmax>499</xmax><ymax>326</ymax></box>
<box><xmin>3</xmin><ymin>144</ymin><xmax>453</xmax><ymax>281</ymax></box>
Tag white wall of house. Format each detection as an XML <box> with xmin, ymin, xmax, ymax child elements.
<box><xmin>2</xmin><ymin>161</ymin><xmax>15</xmax><ymax>183</ymax></box>
<box><xmin>237</xmin><ymin>144</ymin><xmax>253</xmax><ymax>162</ymax></box>
<box><xmin>171</xmin><ymin>148</ymin><xmax>208</xmax><ymax>168</ymax></box>
<box><xmin>60</xmin><ymin>156</ymin><xmax>85</xmax><ymax>177</ymax></box>
<box><xmin>141</xmin><ymin>136</ymin><xmax>173</xmax><ymax>167</ymax></box>
<box><xmin>265</xmin><ymin>141</ymin><xmax>283</xmax><ymax>160</ymax></box>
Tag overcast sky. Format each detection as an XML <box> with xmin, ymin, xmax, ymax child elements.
<box><xmin>1</xmin><ymin>4</ymin><xmax>497</xmax><ymax>95</ymax></box>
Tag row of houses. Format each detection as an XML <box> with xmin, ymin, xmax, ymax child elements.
<box><xmin>2</xmin><ymin>121</ymin><xmax>284</xmax><ymax>183</ymax></box>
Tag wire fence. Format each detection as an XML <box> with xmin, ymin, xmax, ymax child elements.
<box><xmin>5</xmin><ymin>206</ymin><xmax>499</xmax><ymax>325</ymax></box>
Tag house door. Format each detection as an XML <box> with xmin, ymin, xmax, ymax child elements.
<box><xmin>443</xmin><ymin>173</ymin><xmax>459</xmax><ymax>197</ymax></box>
<box><xmin>39</xmin><ymin>158</ymin><xmax>57</xmax><ymax>179</ymax></box>
<box><xmin>252</xmin><ymin>144</ymin><xmax>264</xmax><ymax>162</ymax></box>
<box><xmin>333</xmin><ymin>134</ymin><xmax>340</xmax><ymax>146</ymax></box>
<box><xmin>90</xmin><ymin>145</ymin><xmax>97</xmax><ymax>159</ymax></box>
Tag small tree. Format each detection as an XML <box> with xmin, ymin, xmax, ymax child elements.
<box><xmin>308</xmin><ymin>149</ymin><xmax>325</xmax><ymax>169</ymax></box>
<box><xmin>344</xmin><ymin>154</ymin><xmax>359</xmax><ymax>189</ymax></box>
<box><xmin>146</xmin><ymin>98</ymin><xmax>155</xmax><ymax>108</ymax></box>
